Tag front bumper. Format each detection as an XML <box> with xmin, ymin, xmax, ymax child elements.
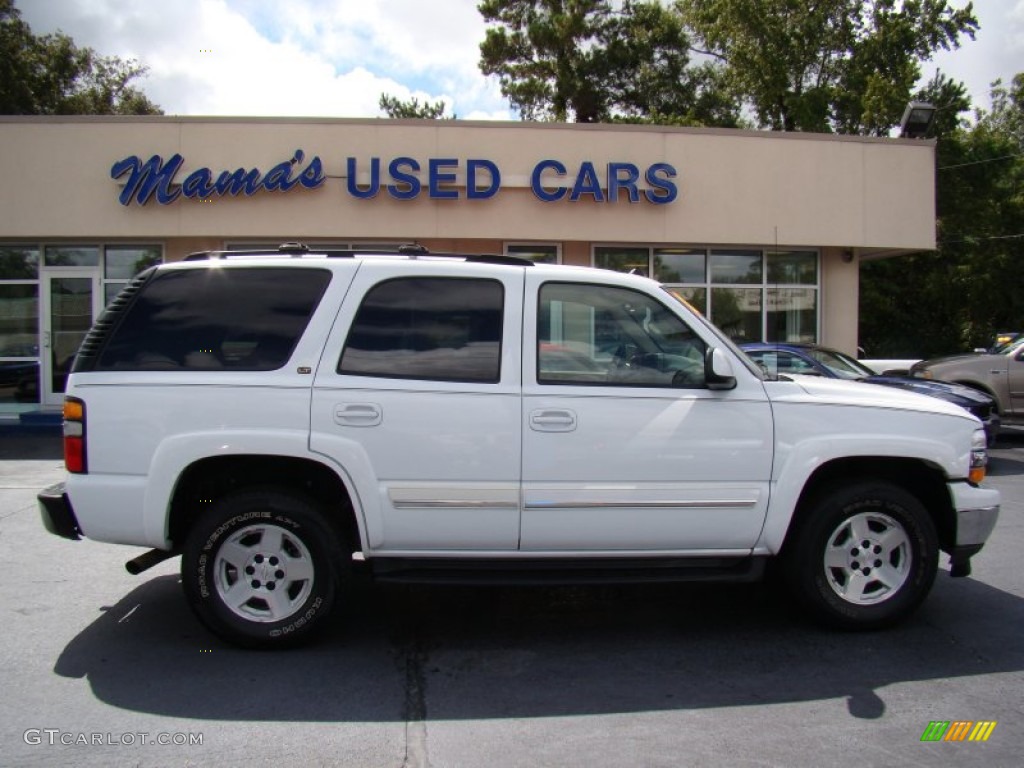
<box><xmin>946</xmin><ymin>481</ymin><xmax>999</xmax><ymax>576</ymax></box>
<box><xmin>38</xmin><ymin>482</ymin><xmax>81</xmax><ymax>540</ymax></box>
<box><xmin>949</xmin><ymin>481</ymin><xmax>1000</xmax><ymax>547</ymax></box>
<box><xmin>981</xmin><ymin>412</ymin><xmax>1001</xmax><ymax>447</ymax></box>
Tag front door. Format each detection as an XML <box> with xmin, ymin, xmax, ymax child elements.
<box><xmin>521</xmin><ymin>274</ymin><xmax>773</xmax><ymax>553</ymax></box>
<box><xmin>41</xmin><ymin>271</ymin><xmax>98</xmax><ymax>406</ymax></box>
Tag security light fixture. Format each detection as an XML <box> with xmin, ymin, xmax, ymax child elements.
<box><xmin>899</xmin><ymin>101</ymin><xmax>937</xmax><ymax>139</ymax></box>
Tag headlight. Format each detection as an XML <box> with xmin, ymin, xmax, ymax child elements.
<box><xmin>969</xmin><ymin>428</ymin><xmax>987</xmax><ymax>484</ymax></box>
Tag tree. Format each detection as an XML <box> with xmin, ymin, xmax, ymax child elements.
<box><xmin>678</xmin><ymin>0</ymin><xmax>978</xmax><ymax>134</ymax></box>
<box><xmin>0</xmin><ymin>0</ymin><xmax>161</xmax><ymax>115</ymax></box>
<box><xmin>859</xmin><ymin>73</ymin><xmax>1024</xmax><ymax>356</ymax></box>
<box><xmin>477</xmin><ymin>0</ymin><xmax>741</xmax><ymax>125</ymax></box>
<box><xmin>378</xmin><ymin>93</ymin><xmax>453</xmax><ymax>119</ymax></box>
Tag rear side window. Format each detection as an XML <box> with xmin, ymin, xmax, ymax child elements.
<box><xmin>96</xmin><ymin>267</ymin><xmax>331</xmax><ymax>371</ymax></box>
<box><xmin>339</xmin><ymin>277</ymin><xmax>503</xmax><ymax>383</ymax></box>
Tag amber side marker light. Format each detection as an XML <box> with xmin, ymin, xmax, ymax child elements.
<box><xmin>969</xmin><ymin>430</ymin><xmax>987</xmax><ymax>485</ymax></box>
<box><xmin>63</xmin><ymin>396</ymin><xmax>87</xmax><ymax>474</ymax></box>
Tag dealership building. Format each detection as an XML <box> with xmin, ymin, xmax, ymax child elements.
<box><xmin>0</xmin><ymin>116</ymin><xmax>936</xmax><ymax>415</ymax></box>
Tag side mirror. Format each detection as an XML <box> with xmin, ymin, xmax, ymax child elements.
<box><xmin>705</xmin><ymin>347</ymin><xmax>737</xmax><ymax>390</ymax></box>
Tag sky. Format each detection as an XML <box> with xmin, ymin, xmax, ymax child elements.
<box><xmin>17</xmin><ymin>0</ymin><xmax>1024</xmax><ymax>122</ymax></box>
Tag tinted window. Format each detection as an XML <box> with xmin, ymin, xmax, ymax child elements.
<box><xmin>97</xmin><ymin>268</ymin><xmax>331</xmax><ymax>371</ymax></box>
<box><xmin>538</xmin><ymin>282</ymin><xmax>707</xmax><ymax>388</ymax></box>
<box><xmin>339</xmin><ymin>278</ymin><xmax>503</xmax><ymax>383</ymax></box>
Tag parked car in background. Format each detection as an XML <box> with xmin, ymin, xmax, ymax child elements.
<box><xmin>857</xmin><ymin>357</ymin><xmax>921</xmax><ymax>376</ymax></box>
<box><xmin>989</xmin><ymin>332</ymin><xmax>1022</xmax><ymax>353</ymax></box>
<box><xmin>911</xmin><ymin>337</ymin><xmax>1024</xmax><ymax>428</ymax></box>
<box><xmin>743</xmin><ymin>342</ymin><xmax>1000</xmax><ymax>445</ymax></box>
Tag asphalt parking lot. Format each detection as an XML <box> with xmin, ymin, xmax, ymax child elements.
<box><xmin>1</xmin><ymin>427</ymin><xmax>1022</xmax><ymax>767</ymax></box>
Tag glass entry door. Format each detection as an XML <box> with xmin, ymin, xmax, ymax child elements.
<box><xmin>42</xmin><ymin>271</ymin><xmax>98</xmax><ymax>406</ymax></box>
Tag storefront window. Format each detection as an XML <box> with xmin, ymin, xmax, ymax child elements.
<box><xmin>1</xmin><ymin>243</ymin><xmax>164</xmax><ymax>409</ymax></box>
<box><xmin>104</xmin><ymin>246</ymin><xmax>162</xmax><ymax>279</ymax></box>
<box><xmin>598</xmin><ymin>244</ymin><xmax>819</xmax><ymax>343</ymax></box>
<box><xmin>101</xmin><ymin>245</ymin><xmax>163</xmax><ymax>307</ymax></box>
<box><xmin>506</xmin><ymin>243</ymin><xmax>560</xmax><ymax>263</ymax></box>
<box><xmin>710</xmin><ymin>250</ymin><xmax>762</xmax><ymax>284</ymax></box>
<box><xmin>670</xmin><ymin>286</ymin><xmax>707</xmax><ymax>315</ymax></box>
<box><xmin>0</xmin><ymin>284</ymin><xmax>40</xmax><ymax>404</ymax></box>
<box><xmin>44</xmin><ymin>245</ymin><xmax>100</xmax><ymax>267</ymax></box>
<box><xmin>767</xmin><ymin>250</ymin><xmax>817</xmax><ymax>284</ymax></box>
<box><xmin>655</xmin><ymin>248</ymin><xmax>705</xmax><ymax>283</ymax></box>
<box><xmin>711</xmin><ymin>287</ymin><xmax>762</xmax><ymax>342</ymax></box>
<box><xmin>767</xmin><ymin>288</ymin><xmax>818</xmax><ymax>343</ymax></box>
<box><xmin>0</xmin><ymin>246</ymin><xmax>39</xmax><ymax>279</ymax></box>
<box><xmin>594</xmin><ymin>246</ymin><xmax>649</xmax><ymax>276</ymax></box>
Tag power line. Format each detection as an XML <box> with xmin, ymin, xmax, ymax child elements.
<box><xmin>937</xmin><ymin>233</ymin><xmax>1024</xmax><ymax>245</ymax></box>
<box><xmin>938</xmin><ymin>152</ymin><xmax>1024</xmax><ymax>170</ymax></box>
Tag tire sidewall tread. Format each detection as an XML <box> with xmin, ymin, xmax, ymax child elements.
<box><xmin>181</xmin><ymin>488</ymin><xmax>345</xmax><ymax>649</ymax></box>
<box><xmin>785</xmin><ymin>481</ymin><xmax>938</xmax><ymax>631</ymax></box>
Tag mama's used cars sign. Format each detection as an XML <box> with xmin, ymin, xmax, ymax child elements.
<box><xmin>110</xmin><ymin>150</ymin><xmax>678</xmax><ymax>206</ymax></box>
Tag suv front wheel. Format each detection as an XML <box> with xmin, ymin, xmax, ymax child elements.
<box><xmin>785</xmin><ymin>481</ymin><xmax>938</xmax><ymax>630</ymax></box>
<box><xmin>181</xmin><ymin>488</ymin><xmax>345</xmax><ymax>648</ymax></box>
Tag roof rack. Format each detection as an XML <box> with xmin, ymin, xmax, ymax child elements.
<box><xmin>183</xmin><ymin>242</ymin><xmax>535</xmax><ymax>267</ymax></box>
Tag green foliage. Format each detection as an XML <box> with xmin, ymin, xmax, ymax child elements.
<box><xmin>378</xmin><ymin>93</ymin><xmax>453</xmax><ymax>120</ymax></box>
<box><xmin>0</xmin><ymin>0</ymin><xmax>161</xmax><ymax>115</ymax></box>
<box><xmin>678</xmin><ymin>0</ymin><xmax>978</xmax><ymax>134</ymax></box>
<box><xmin>860</xmin><ymin>73</ymin><xmax>1024</xmax><ymax>357</ymax></box>
<box><xmin>478</xmin><ymin>0</ymin><xmax>741</xmax><ymax>125</ymax></box>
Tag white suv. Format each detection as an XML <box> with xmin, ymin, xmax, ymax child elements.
<box><xmin>39</xmin><ymin>244</ymin><xmax>999</xmax><ymax>647</ymax></box>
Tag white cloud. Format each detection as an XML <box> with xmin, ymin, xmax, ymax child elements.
<box><xmin>18</xmin><ymin>0</ymin><xmax>1018</xmax><ymax>120</ymax></box>
<box><xmin>19</xmin><ymin>0</ymin><xmax>513</xmax><ymax>118</ymax></box>
<box><xmin>927</xmin><ymin>0</ymin><xmax>1024</xmax><ymax>111</ymax></box>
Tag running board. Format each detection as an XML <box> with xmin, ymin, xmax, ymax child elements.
<box><xmin>366</xmin><ymin>555</ymin><xmax>767</xmax><ymax>586</ymax></box>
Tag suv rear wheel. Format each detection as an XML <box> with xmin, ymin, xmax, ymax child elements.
<box><xmin>785</xmin><ymin>482</ymin><xmax>938</xmax><ymax>630</ymax></box>
<box><xmin>181</xmin><ymin>488</ymin><xmax>346</xmax><ymax>648</ymax></box>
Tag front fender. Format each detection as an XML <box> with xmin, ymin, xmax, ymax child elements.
<box><xmin>757</xmin><ymin>410</ymin><xmax>968</xmax><ymax>553</ymax></box>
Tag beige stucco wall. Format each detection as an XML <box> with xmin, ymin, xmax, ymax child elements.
<box><xmin>0</xmin><ymin>116</ymin><xmax>937</xmax><ymax>357</ymax></box>
<box><xmin>0</xmin><ymin>116</ymin><xmax>935</xmax><ymax>253</ymax></box>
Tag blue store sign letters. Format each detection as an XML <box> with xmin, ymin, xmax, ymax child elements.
<box><xmin>111</xmin><ymin>149</ymin><xmax>678</xmax><ymax>206</ymax></box>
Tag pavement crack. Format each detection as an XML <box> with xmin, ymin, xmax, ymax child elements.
<box><xmin>401</xmin><ymin>638</ymin><xmax>431</xmax><ymax>768</ymax></box>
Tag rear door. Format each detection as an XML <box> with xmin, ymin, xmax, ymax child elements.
<box><xmin>310</xmin><ymin>261</ymin><xmax>524</xmax><ymax>553</ymax></box>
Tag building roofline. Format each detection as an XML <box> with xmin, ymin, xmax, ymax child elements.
<box><xmin>0</xmin><ymin>114</ymin><xmax>937</xmax><ymax>147</ymax></box>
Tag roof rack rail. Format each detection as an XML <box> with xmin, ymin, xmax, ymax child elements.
<box><xmin>182</xmin><ymin>242</ymin><xmax>535</xmax><ymax>266</ymax></box>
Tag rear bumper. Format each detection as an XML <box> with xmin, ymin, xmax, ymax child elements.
<box><xmin>38</xmin><ymin>482</ymin><xmax>81</xmax><ymax>541</ymax></box>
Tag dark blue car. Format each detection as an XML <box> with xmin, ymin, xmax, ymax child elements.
<box><xmin>741</xmin><ymin>342</ymin><xmax>1000</xmax><ymax>446</ymax></box>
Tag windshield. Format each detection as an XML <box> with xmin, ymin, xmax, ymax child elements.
<box><xmin>663</xmin><ymin>287</ymin><xmax>765</xmax><ymax>379</ymax></box>
<box><xmin>998</xmin><ymin>337</ymin><xmax>1024</xmax><ymax>356</ymax></box>
<box><xmin>805</xmin><ymin>347</ymin><xmax>875</xmax><ymax>379</ymax></box>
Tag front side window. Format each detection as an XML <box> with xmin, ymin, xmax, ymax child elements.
<box><xmin>96</xmin><ymin>267</ymin><xmax>331</xmax><ymax>371</ymax></box>
<box><xmin>538</xmin><ymin>282</ymin><xmax>707</xmax><ymax>388</ymax></box>
<box><xmin>339</xmin><ymin>277</ymin><xmax>504</xmax><ymax>383</ymax></box>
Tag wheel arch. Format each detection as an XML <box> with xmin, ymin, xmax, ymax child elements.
<box><xmin>167</xmin><ymin>454</ymin><xmax>361</xmax><ymax>553</ymax></box>
<box><xmin>783</xmin><ymin>457</ymin><xmax>955</xmax><ymax>556</ymax></box>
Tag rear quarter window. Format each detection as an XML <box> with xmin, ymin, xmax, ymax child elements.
<box><xmin>94</xmin><ymin>267</ymin><xmax>331</xmax><ymax>371</ymax></box>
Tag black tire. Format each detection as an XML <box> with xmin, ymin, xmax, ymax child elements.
<box><xmin>783</xmin><ymin>482</ymin><xmax>938</xmax><ymax>630</ymax></box>
<box><xmin>181</xmin><ymin>488</ymin><xmax>346</xmax><ymax>648</ymax></box>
